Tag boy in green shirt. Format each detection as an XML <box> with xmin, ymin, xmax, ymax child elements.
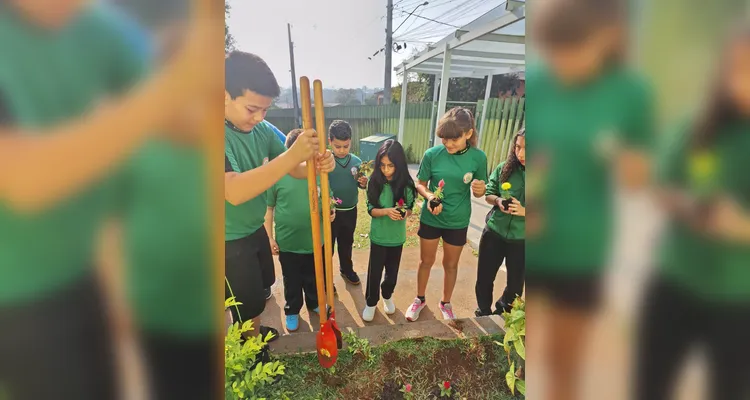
<box><xmin>328</xmin><ymin>120</ymin><xmax>368</xmax><ymax>285</ymax></box>
<box><xmin>0</xmin><ymin>2</ymin><xmax>213</xmax><ymax>398</ymax></box>
<box><xmin>224</xmin><ymin>51</ymin><xmax>334</xmax><ymax>340</ymax></box>
<box><xmin>265</xmin><ymin>129</ymin><xmax>337</xmax><ymax>332</ymax></box>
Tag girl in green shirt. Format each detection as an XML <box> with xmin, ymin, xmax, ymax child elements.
<box><xmin>362</xmin><ymin>140</ymin><xmax>416</xmax><ymax>322</ymax></box>
<box><xmin>636</xmin><ymin>27</ymin><xmax>750</xmax><ymax>400</ymax></box>
<box><xmin>406</xmin><ymin>107</ymin><xmax>488</xmax><ymax>322</ymax></box>
<box><xmin>475</xmin><ymin>129</ymin><xmax>525</xmax><ymax>317</ymax></box>
<box><xmin>526</xmin><ymin>0</ymin><xmax>654</xmax><ymax>399</ymax></box>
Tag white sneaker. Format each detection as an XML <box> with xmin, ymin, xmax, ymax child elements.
<box><xmin>362</xmin><ymin>305</ymin><xmax>376</xmax><ymax>322</ymax></box>
<box><xmin>439</xmin><ymin>302</ymin><xmax>456</xmax><ymax>320</ymax></box>
<box><xmin>383</xmin><ymin>297</ymin><xmax>396</xmax><ymax>315</ymax></box>
<box><xmin>405</xmin><ymin>298</ymin><xmax>426</xmax><ymax>322</ymax></box>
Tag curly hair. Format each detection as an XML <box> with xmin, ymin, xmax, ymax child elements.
<box><xmin>500</xmin><ymin>128</ymin><xmax>525</xmax><ymax>183</ymax></box>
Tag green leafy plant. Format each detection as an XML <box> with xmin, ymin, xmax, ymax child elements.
<box><xmin>400</xmin><ymin>383</ymin><xmax>415</xmax><ymax>400</ymax></box>
<box><xmin>499</xmin><ymin>297</ymin><xmax>525</xmax><ymax>397</ymax></box>
<box><xmin>225</xmin><ymin>297</ymin><xmax>285</xmax><ymax>399</ymax></box>
<box><xmin>343</xmin><ymin>331</ymin><xmax>376</xmax><ymax>365</ymax></box>
<box><xmin>439</xmin><ymin>380</ymin><xmax>453</xmax><ymax>398</ymax></box>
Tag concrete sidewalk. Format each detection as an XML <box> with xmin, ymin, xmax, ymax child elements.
<box><xmin>407</xmin><ymin>164</ymin><xmax>492</xmax><ymax>250</ymax></box>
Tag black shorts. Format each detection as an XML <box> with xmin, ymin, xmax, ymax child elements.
<box><xmin>417</xmin><ymin>222</ymin><xmax>468</xmax><ymax>247</ymax></box>
<box><xmin>526</xmin><ymin>271</ymin><xmax>603</xmax><ymax>313</ymax></box>
<box><xmin>0</xmin><ymin>273</ymin><xmax>117</xmax><ymax>400</ymax></box>
<box><xmin>225</xmin><ymin>227</ymin><xmax>276</xmax><ymax>322</ymax></box>
<box><xmin>140</xmin><ymin>332</ymin><xmax>218</xmax><ymax>400</ymax></box>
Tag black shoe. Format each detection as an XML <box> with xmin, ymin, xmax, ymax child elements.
<box><xmin>264</xmin><ymin>287</ymin><xmax>273</xmax><ymax>300</ymax></box>
<box><xmin>495</xmin><ymin>300</ymin><xmax>511</xmax><ymax>315</ymax></box>
<box><xmin>340</xmin><ymin>270</ymin><xmax>361</xmax><ymax>285</ymax></box>
<box><xmin>259</xmin><ymin>325</ymin><xmax>280</xmax><ymax>343</ymax></box>
<box><xmin>474</xmin><ymin>308</ymin><xmax>492</xmax><ymax>317</ymax></box>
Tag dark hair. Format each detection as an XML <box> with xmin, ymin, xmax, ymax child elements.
<box><xmin>692</xmin><ymin>26</ymin><xmax>750</xmax><ymax>149</ymax></box>
<box><xmin>329</xmin><ymin>120</ymin><xmax>352</xmax><ymax>141</ymax></box>
<box><xmin>285</xmin><ymin>128</ymin><xmax>304</xmax><ymax>149</ymax></box>
<box><xmin>225</xmin><ymin>51</ymin><xmax>280</xmax><ymax>99</ymax></box>
<box><xmin>500</xmin><ymin>128</ymin><xmax>525</xmax><ymax>182</ymax></box>
<box><xmin>532</xmin><ymin>0</ymin><xmax>627</xmax><ymax>62</ymax></box>
<box><xmin>436</xmin><ymin>107</ymin><xmax>478</xmax><ymax>147</ymax></box>
<box><xmin>367</xmin><ymin>140</ymin><xmax>416</xmax><ymax>209</ymax></box>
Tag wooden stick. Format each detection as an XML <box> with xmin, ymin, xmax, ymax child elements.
<box><xmin>300</xmin><ymin>77</ymin><xmax>327</xmax><ymax>327</ymax></box>
<box><xmin>313</xmin><ymin>80</ymin><xmax>335</xmax><ymax>311</ymax></box>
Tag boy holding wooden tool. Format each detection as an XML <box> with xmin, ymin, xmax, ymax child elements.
<box><xmin>224</xmin><ymin>51</ymin><xmax>334</xmax><ymax>340</ymax></box>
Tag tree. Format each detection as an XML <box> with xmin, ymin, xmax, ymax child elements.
<box><xmin>420</xmin><ymin>73</ymin><xmax>522</xmax><ymax>102</ymax></box>
<box><xmin>334</xmin><ymin>89</ymin><xmax>360</xmax><ymax>105</ymax></box>
<box><xmin>225</xmin><ymin>2</ymin><xmax>235</xmax><ymax>53</ymax></box>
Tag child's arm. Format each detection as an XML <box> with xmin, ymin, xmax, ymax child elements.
<box><xmin>264</xmin><ymin>206</ymin><xmax>279</xmax><ymax>255</ymax></box>
<box><xmin>287</xmin><ymin>149</ymin><xmax>335</xmax><ymax>179</ymax></box>
<box><xmin>0</xmin><ymin>31</ymin><xmax>211</xmax><ymax>213</ymax></box>
<box><xmin>485</xmin><ymin>166</ymin><xmax>502</xmax><ymax>208</ymax></box>
<box><xmin>415</xmin><ymin>180</ymin><xmax>435</xmax><ymax>202</ymax></box>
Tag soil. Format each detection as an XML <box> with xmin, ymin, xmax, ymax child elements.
<box><xmin>501</xmin><ymin>198</ymin><xmax>512</xmax><ymax>210</ymax></box>
<box><xmin>428</xmin><ymin>198</ymin><xmax>442</xmax><ymax>210</ymax></box>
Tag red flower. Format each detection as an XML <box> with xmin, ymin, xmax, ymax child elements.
<box><xmin>443</xmin><ymin>381</ymin><xmax>451</xmax><ymax>389</ymax></box>
<box><xmin>397</xmin><ymin>198</ymin><xmax>405</xmax><ymax>207</ymax></box>
<box><xmin>438</xmin><ymin>179</ymin><xmax>445</xmax><ymax>188</ymax></box>
<box><xmin>404</xmin><ymin>384</ymin><xmax>412</xmax><ymax>392</ymax></box>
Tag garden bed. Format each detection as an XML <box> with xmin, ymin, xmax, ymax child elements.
<box><xmin>255</xmin><ymin>333</ymin><xmax>521</xmax><ymax>400</ymax></box>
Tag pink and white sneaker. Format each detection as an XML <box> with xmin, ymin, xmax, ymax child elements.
<box><xmin>405</xmin><ymin>298</ymin><xmax>426</xmax><ymax>322</ymax></box>
<box><xmin>439</xmin><ymin>302</ymin><xmax>456</xmax><ymax>320</ymax></box>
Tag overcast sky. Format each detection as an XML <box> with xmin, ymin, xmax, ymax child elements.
<box><xmin>226</xmin><ymin>0</ymin><xmax>505</xmax><ymax>89</ymax></box>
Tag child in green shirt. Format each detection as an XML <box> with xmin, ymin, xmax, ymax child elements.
<box><xmin>362</xmin><ymin>140</ymin><xmax>416</xmax><ymax>322</ymax></box>
<box><xmin>224</xmin><ymin>51</ymin><xmax>335</xmax><ymax>341</ymax></box>
<box><xmin>265</xmin><ymin>129</ymin><xmax>336</xmax><ymax>332</ymax></box>
<box><xmin>475</xmin><ymin>129</ymin><xmax>525</xmax><ymax>317</ymax></box>
<box><xmin>328</xmin><ymin>120</ymin><xmax>368</xmax><ymax>285</ymax></box>
<box><xmin>406</xmin><ymin>107</ymin><xmax>488</xmax><ymax>322</ymax></box>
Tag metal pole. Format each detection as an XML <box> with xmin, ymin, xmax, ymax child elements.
<box><xmin>288</xmin><ymin>23</ymin><xmax>301</xmax><ymax>128</ymax></box>
<box><xmin>478</xmin><ymin>74</ymin><xmax>493</xmax><ymax>149</ymax></box>
<box><xmin>428</xmin><ymin>75</ymin><xmax>440</xmax><ymax>147</ymax></box>
<box><xmin>398</xmin><ymin>70</ymin><xmax>408</xmax><ymax>142</ymax></box>
<box><xmin>433</xmin><ymin>43</ymin><xmax>451</xmax><ymax>146</ymax></box>
<box><xmin>384</xmin><ymin>0</ymin><xmax>393</xmax><ymax>104</ymax></box>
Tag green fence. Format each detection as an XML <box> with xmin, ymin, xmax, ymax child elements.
<box><xmin>266</xmin><ymin>97</ymin><xmax>524</xmax><ymax>168</ymax></box>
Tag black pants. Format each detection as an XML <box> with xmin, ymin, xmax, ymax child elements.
<box><xmin>332</xmin><ymin>207</ymin><xmax>357</xmax><ymax>273</ymax></box>
<box><xmin>279</xmin><ymin>251</ymin><xmax>320</xmax><ymax>315</ymax></box>
<box><xmin>225</xmin><ymin>227</ymin><xmax>276</xmax><ymax>323</ymax></box>
<box><xmin>140</xmin><ymin>332</ymin><xmax>218</xmax><ymax>400</ymax></box>
<box><xmin>636</xmin><ymin>276</ymin><xmax>750</xmax><ymax>400</ymax></box>
<box><xmin>0</xmin><ymin>273</ymin><xmax>117</xmax><ymax>400</ymax></box>
<box><xmin>475</xmin><ymin>228</ymin><xmax>525</xmax><ymax>314</ymax></box>
<box><xmin>365</xmin><ymin>243</ymin><xmax>404</xmax><ymax>307</ymax></box>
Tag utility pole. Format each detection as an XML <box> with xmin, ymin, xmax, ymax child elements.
<box><xmin>288</xmin><ymin>23</ymin><xmax>301</xmax><ymax>128</ymax></box>
<box><xmin>384</xmin><ymin>0</ymin><xmax>393</xmax><ymax>104</ymax></box>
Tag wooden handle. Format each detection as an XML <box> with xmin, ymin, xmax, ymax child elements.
<box><xmin>300</xmin><ymin>77</ymin><xmax>327</xmax><ymax>326</ymax></box>
<box><xmin>313</xmin><ymin>80</ymin><xmax>336</xmax><ymax>311</ymax></box>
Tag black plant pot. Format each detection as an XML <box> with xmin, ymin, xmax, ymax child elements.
<box><xmin>398</xmin><ymin>209</ymin><xmax>406</xmax><ymax>218</ymax></box>
<box><xmin>501</xmin><ymin>197</ymin><xmax>513</xmax><ymax>211</ymax></box>
<box><xmin>429</xmin><ymin>198</ymin><xmax>442</xmax><ymax>211</ymax></box>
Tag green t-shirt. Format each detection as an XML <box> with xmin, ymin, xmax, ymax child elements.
<box><xmin>225</xmin><ymin>121</ymin><xmax>287</xmax><ymax>240</ymax></box>
<box><xmin>0</xmin><ymin>5</ymin><xmax>145</xmax><ymax>303</ymax></box>
<box><xmin>367</xmin><ymin>181</ymin><xmax>416</xmax><ymax>247</ymax></box>
<box><xmin>329</xmin><ymin>154</ymin><xmax>363</xmax><ymax>210</ymax></box>
<box><xmin>417</xmin><ymin>145</ymin><xmax>488</xmax><ymax>229</ymax></box>
<box><xmin>268</xmin><ymin>175</ymin><xmax>330</xmax><ymax>254</ymax></box>
<box><xmin>657</xmin><ymin>120</ymin><xmax>750</xmax><ymax>302</ymax></box>
<box><xmin>119</xmin><ymin>140</ymin><xmax>214</xmax><ymax>337</ymax></box>
<box><xmin>486</xmin><ymin>162</ymin><xmax>525</xmax><ymax>240</ymax></box>
<box><xmin>525</xmin><ymin>62</ymin><xmax>654</xmax><ymax>274</ymax></box>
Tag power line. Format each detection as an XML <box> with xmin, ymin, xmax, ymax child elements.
<box><xmin>393</xmin><ymin>1</ymin><xmax>429</xmax><ymax>34</ymax></box>
<box><xmin>394</xmin><ymin>10</ymin><xmax>459</xmax><ymax>28</ymax></box>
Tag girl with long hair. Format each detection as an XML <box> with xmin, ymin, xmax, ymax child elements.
<box><xmin>362</xmin><ymin>140</ymin><xmax>416</xmax><ymax>322</ymax></box>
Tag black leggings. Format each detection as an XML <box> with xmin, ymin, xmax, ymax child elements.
<box><xmin>332</xmin><ymin>207</ymin><xmax>357</xmax><ymax>273</ymax></box>
<box><xmin>0</xmin><ymin>273</ymin><xmax>117</xmax><ymax>400</ymax></box>
<box><xmin>365</xmin><ymin>243</ymin><xmax>404</xmax><ymax>307</ymax></box>
<box><xmin>475</xmin><ymin>228</ymin><xmax>525</xmax><ymax>313</ymax></box>
<box><xmin>278</xmin><ymin>251</ymin><xmax>320</xmax><ymax>315</ymax></box>
<box><xmin>636</xmin><ymin>276</ymin><xmax>750</xmax><ymax>400</ymax></box>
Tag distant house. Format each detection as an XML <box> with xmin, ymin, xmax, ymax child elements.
<box><xmin>374</xmin><ymin>91</ymin><xmax>385</xmax><ymax>105</ymax></box>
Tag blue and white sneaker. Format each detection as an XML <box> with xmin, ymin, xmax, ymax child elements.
<box><xmin>286</xmin><ymin>314</ymin><xmax>300</xmax><ymax>332</ymax></box>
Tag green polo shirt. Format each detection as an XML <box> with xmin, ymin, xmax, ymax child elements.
<box><xmin>225</xmin><ymin>121</ymin><xmax>287</xmax><ymax>240</ymax></box>
<box><xmin>367</xmin><ymin>181</ymin><xmax>416</xmax><ymax>247</ymax></box>
<box><xmin>486</xmin><ymin>162</ymin><xmax>525</xmax><ymax>240</ymax></box>
<box><xmin>0</xmin><ymin>4</ymin><xmax>145</xmax><ymax>303</ymax></box>
<box><xmin>417</xmin><ymin>145</ymin><xmax>488</xmax><ymax>229</ymax></box>
<box><xmin>657</xmin><ymin>120</ymin><xmax>750</xmax><ymax>302</ymax></box>
<box><xmin>329</xmin><ymin>154</ymin><xmax>363</xmax><ymax>210</ymax></box>
<box><xmin>120</xmin><ymin>140</ymin><xmax>214</xmax><ymax>336</ymax></box>
<box><xmin>268</xmin><ymin>175</ymin><xmax>330</xmax><ymax>254</ymax></box>
<box><xmin>525</xmin><ymin>62</ymin><xmax>654</xmax><ymax>274</ymax></box>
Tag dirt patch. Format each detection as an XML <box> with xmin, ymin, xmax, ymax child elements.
<box><xmin>378</xmin><ymin>380</ymin><xmax>406</xmax><ymax>400</ymax></box>
<box><xmin>447</xmin><ymin>319</ymin><xmax>465</xmax><ymax>334</ymax></box>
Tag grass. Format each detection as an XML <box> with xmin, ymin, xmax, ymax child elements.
<box><xmin>255</xmin><ymin>333</ymin><xmax>520</xmax><ymax>400</ymax></box>
<box><xmin>353</xmin><ymin>191</ymin><xmax>424</xmax><ymax>251</ymax></box>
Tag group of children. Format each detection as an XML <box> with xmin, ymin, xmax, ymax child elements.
<box><xmin>222</xmin><ymin>51</ymin><xmax>528</xmax><ymax>334</ymax></box>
